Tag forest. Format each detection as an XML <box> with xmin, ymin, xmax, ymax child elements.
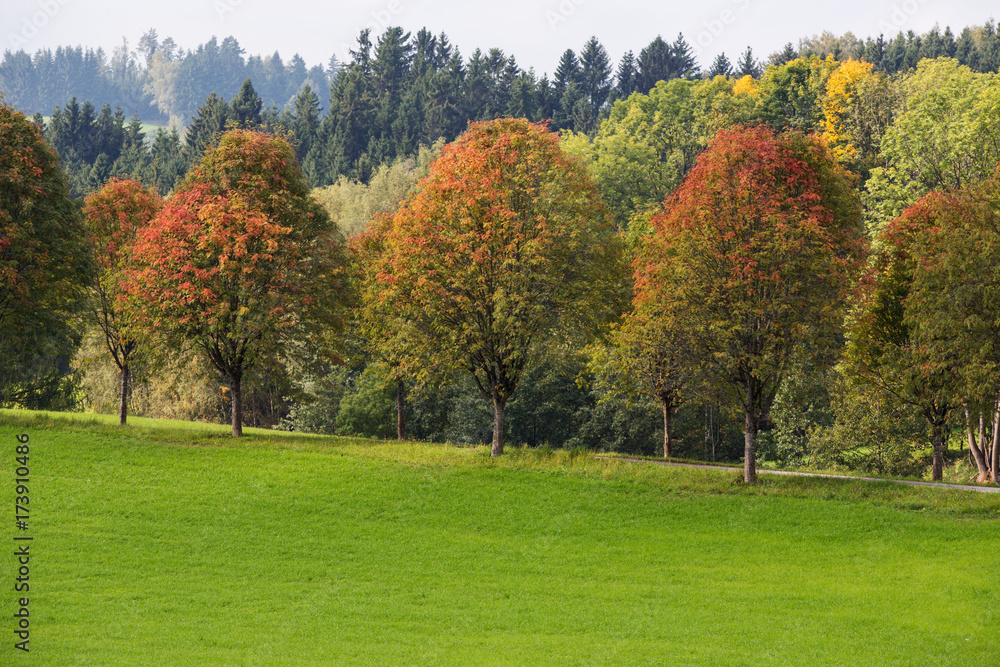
<box><xmin>4</xmin><ymin>20</ymin><xmax>1000</xmax><ymax>484</ymax></box>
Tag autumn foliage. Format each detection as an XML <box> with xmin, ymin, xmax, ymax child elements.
<box><xmin>365</xmin><ymin>118</ymin><xmax>624</xmax><ymax>455</ymax></box>
<box><xmin>126</xmin><ymin>129</ymin><xmax>351</xmax><ymax>436</ymax></box>
<box><xmin>0</xmin><ymin>103</ymin><xmax>92</xmax><ymax>402</ymax></box>
<box><xmin>639</xmin><ymin>124</ymin><xmax>866</xmax><ymax>482</ymax></box>
<box><xmin>84</xmin><ymin>178</ymin><xmax>163</xmax><ymax>425</ymax></box>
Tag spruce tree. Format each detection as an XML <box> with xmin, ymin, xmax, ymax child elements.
<box><xmin>671</xmin><ymin>34</ymin><xmax>698</xmax><ymax>79</ymax></box>
<box><xmin>580</xmin><ymin>37</ymin><xmax>613</xmax><ymax>111</ymax></box>
<box><xmin>736</xmin><ymin>46</ymin><xmax>760</xmax><ymax>78</ymax></box>
<box><xmin>614</xmin><ymin>51</ymin><xmax>638</xmax><ymax>100</ymax></box>
<box><xmin>707</xmin><ymin>53</ymin><xmax>733</xmax><ymax>78</ymax></box>
<box><xmin>637</xmin><ymin>36</ymin><xmax>675</xmax><ymax>92</ymax></box>
<box><xmin>230</xmin><ymin>77</ymin><xmax>263</xmax><ymax>127</ymax></box>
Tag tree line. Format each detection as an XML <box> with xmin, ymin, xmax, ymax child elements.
<box><xmin>5</xmin><ymin>30</ymin><xmax>1000</xmax><ymax>484</ymax></box>
<box><xmin>4</xmin><ymin>19</ymin><xmax>1000</xmax><ymax>193</ymax></box>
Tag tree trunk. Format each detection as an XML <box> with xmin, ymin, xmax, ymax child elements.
<box><xmin>491</xmin><ymin>395</ymin><xmax>506</xmax><ymax>457</ymax></box>
<box><xmin>964</xmin><ymin>408</ymin><xmax>990</xmax><ymax>484</ymax></box>
<box><xmin>992</xmin><ymin>407</ymin><xmax>1000</xmax><ymax>484</ymax></box>
<box><xmin>231</xmin><ymin>374</ymin><xmax>243</xmax><ymax>438</ymax></box>
<box><xmin>118</xmin><ymin>364</ymin><xmax>130</xmax><ymax>427</ymax></box>
<box><xmin>661</xmin><ymin>398</ymin><xmax>673</xmax><ymax>459</ymax></box>
<box><xmin>396</xmin><ymin>379</ymin><xmax>406</xmax><ymax>441</ymax></box>
<box><xmin>744</xmin><ymin>410</ymin><xmax>758</xmax><ymax>484</ymax></box>
<box><xmin>931</xmin><ymin>422</ymin><xmax>945</xmax><ymax>482</ymax></box>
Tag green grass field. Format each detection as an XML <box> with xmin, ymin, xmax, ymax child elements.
<box><xmin>1</xmin><ymin>410</ymin><xmax>998</xmax><ymax>665</ymax></box>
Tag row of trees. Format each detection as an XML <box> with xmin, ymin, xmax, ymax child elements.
<box><xmin>5</xmin><ymin>20</ymin><xmax>1000</xmax><ymax>125</ymax></box>
<box><xmin>0</xmin><ymin>33</ymin><xmax>330</xmax><ymax>124</ymax></box>
<box><xmin>14</xmin><ymin>20</ymin><xmax>1000</xmax><ymax>200</ymax></box>
<box><xmin>8</xmin><ymin>48</ymin><xmax>1000</xmax><ymax>483</ymax></box>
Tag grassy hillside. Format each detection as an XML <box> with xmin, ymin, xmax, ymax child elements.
<box><xmin>1</xmin><ymin>410</ymin><xmax>998</xmax><ymax>665</ymax></box>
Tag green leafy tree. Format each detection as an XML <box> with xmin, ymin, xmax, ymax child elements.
<box><xmin>369</xmin><ymin>118</ymin><xmax>625</xmax><ymax>455</ymax></box>
<box><xmin>874</xmin><ymin>181</ymin><xmax>1000</xmax><ymax>482</ymax></box>
<box><xmin>126</xmin><ymin>130</ymin><xmax>352</xmax><ymax>436</ymax></box>
<box><xmin>642</xmin><ymin>125</ymin><xmax>865</xmax><ymax>482</ymax></box>
<box><xmin>845</xmin><ymin>193</ymin><xmax>969</xmax><ymax>481</ymax></box>
<box><xmin>865</xmin><ymin>58</ymin><xmax>1000</xmax><ymax>229</ymax></box>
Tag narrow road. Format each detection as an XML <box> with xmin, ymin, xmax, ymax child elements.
<box><xmin>598</xmin><ymin>457</ymin><xmax>1000</xmax><ymax>493</ymax></box>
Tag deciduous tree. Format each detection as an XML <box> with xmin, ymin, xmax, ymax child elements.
<box><xmin>84</xmin><ymin>178</ymin><xmax>162</xmax><ymax>425</ymax></box>
<box><xmin>371</xmin><ymin>118</ymin><xmax>625</xmax><ymax>455</ymax></box>
<box><xmin>643</xmin><ymin>125</ymin><xmax>865</xmax><ymax>482</ymax></box>
<box><xmin>0</xmin><ymin>103</ymin><xmax>93</xmax><ymax>405</ymax></box>
<box><xmin>127</xmin><ymin>129</ymin><xmax>352</xmax><ymax>436</ymax></box>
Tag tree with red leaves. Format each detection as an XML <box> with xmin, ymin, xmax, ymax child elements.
<box><xmin>127</xmin><ymin>130</ymin><xmax>352</xmax><ymax>436</ymax></box>
<box><xmin>84</xmin><ymin>178</ymin><xmax>163</xmax><ymax>426</ymax></box>
<box><xmin>641</xmin><ymin>125</ymin><xmax>865</xmax><ymax>482</ymax></box>
<box><xmin>1</xmin><ymin>103</ymin><xmax>92</xmax><ymax>405</ymax></box>
<box><xmin>367</xmin><ymin>118</ymin><xmax>625</xmax><ymax>456</ymax></box>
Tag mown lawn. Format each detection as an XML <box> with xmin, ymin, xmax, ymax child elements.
<box><xmin>1</xmin><ymin>410</ymin><xmax>998</xmax><ymax>665</ymax></box>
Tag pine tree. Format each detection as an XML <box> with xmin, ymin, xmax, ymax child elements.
<box><xmin>554</xmin><ymin>49</ymin><xmax>582</xmax><ymax>96</ymax></box>
<box><xmin>707</xmin><ymin>53</ymin><xmax>733</xmax><ymax>78</ymax></box>
<box><xmin>771</xmin><ymin>43</ymin><xmax>798</xmax><ymax>67</ymax></box>
<box><xmin>637</xmin><ymin>36</ymin><xmax>675</xmax><ymax>92</ymax></box>
<box><xmin>186</xmin><ymin>92</ymin><xmax>231</xmax><ymax>158</ymax></box>
<box><xmin>230</xmin><ymin>77</ymin><xmax>263</xmax><ymax>127</ymax></box>
<box><xmin>580</xmin><ymin>37</ymin><xmax>613</xmax><ymax>112</ymax></box>
<box><xmin>736</xmin><ymin>46</ymin><xmax>760</xmax><ymax>78</ymax></box>
<box><xmin>614</xmin><ymin>51</ymin><xmax>638</xmax><ymax>100</ymax></box>
<box><xmin>290</xmin><ymin>84</ymin><xmax>321</xmax><ymax>163</ymax></box>
<box><xmin>671</xmin><ymin>34</ymin><xmax>698</xmax><ymax>79</ymax></box>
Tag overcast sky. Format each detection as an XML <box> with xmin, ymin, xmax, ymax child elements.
<box><xmin>2</xmin><ymin>0</ymin><xmax>996</xmax><ymax>75</ymax></box>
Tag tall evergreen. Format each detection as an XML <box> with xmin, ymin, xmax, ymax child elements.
<box><xmin>579</xmin><ymin>37</ymin><xmax>613</xmax><ymax>112</ymax></box>
<box><xmin>736</xmin><ymin>46</ymin><xmax>761</xmax><ymax>78</ymax></box>
<box><xmin>614</xmin><ymin>51</ymin><xmax>638</xmax><ymax>100</ymax></box>
<box><xmin>637</xmin><ymin>36</ymin><xmax>675</xmax><ymax>92</ymax></box>
<box><xmin>770</xmin><ymin>43</ymin><xmax>798</xmax><ymax>67</ymax></box>
<box><xmin>554</xmin><ymin>49</ymin><xmax>582</xmax><ymax>96</ymax></box>
<box><xmin>230</xmin><ymin>77</ymin><xmax>263</xmax><ymax>127</ymax></box>
<box><xmin>671</xmin><ymin>34</ymin><xmax>698</xmax><ymax>79</ymax></box>
<box><xmin>707</xmin><ymin>53</ymin><xmax>733</xmax><ymax>78</ymax></box>
<box><xmin>186</xmin><ymin>92</ymin><xmax>231</xmax><ymax>158</ymax></box>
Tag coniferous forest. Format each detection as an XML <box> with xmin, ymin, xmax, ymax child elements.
<box><xmin>6</xmin><ymin>20</ymin><xmax>1000</xmax><ymax>484</ymax></box>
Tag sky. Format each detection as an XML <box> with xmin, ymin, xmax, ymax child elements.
<box><xmin>2</xmin><ymin>0</ymin><xmax>997</xmax><ymax>75</ymax></box>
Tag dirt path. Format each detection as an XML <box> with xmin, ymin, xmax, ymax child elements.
<box><xmin>599</xmin><ymin>457</ymin><xmax>1000</xmax><ymax>493</ymax></box>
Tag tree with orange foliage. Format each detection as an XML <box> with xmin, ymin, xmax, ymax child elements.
<box><xmin>641</xmin><ymin>125</ymin><xmax>865</xmax><ymax>482</ymax></box>
<box><xmin>84</xmin><ymin>179</ymin><xmax>163</xmax><ymax>425</ymax></box>
<box><xmin>368</xmin><ymin>118</ymin><xmax>625</xmax><ymax>456</ymax></box>
<box><xmin>126</xmin><ymin>130</ymin><xmax>352</xmax><ymax>436</ymax></box>
<box><xmin>1</xmin><ymin>103</ymin><xmax>92</xmax><ymax>405</ymax></box>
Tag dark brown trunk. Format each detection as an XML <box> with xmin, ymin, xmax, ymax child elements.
<box><xmin>931</xmin><ymin>423</ymin><xmax>945</xmax><ymax>482</ymax></box>
<box><xmin>396</xmin><ymin>379</ymin><xmax>406</xmax><ymax>441</ymax></box>
<box><xmin>231</xmin><ymin>375</ymin><xmax>243</xmax><ymax>438</ymax></box>
<box><xmin>491</xmin><ymin>395</ymin><xmax>505</xmax><ymax>457</ymax></box>
<box><xmin>661</xmin><ymin>398</ymin><xmax>672</xmax><ymax>459</ymax></box>
<box><xmin>965</xmin><ymin>408</ymin><xmax>990</xmax><ymax>483</ymax></box>
<box><xmin>118</xmin><ymin>364</ymin><xmax>130</xmax><ymax>426</ymax></box>
<box><xmin>744</xmin><ymin>410</ymin><xmax>758</xmax><ymax>484</ymax></box>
